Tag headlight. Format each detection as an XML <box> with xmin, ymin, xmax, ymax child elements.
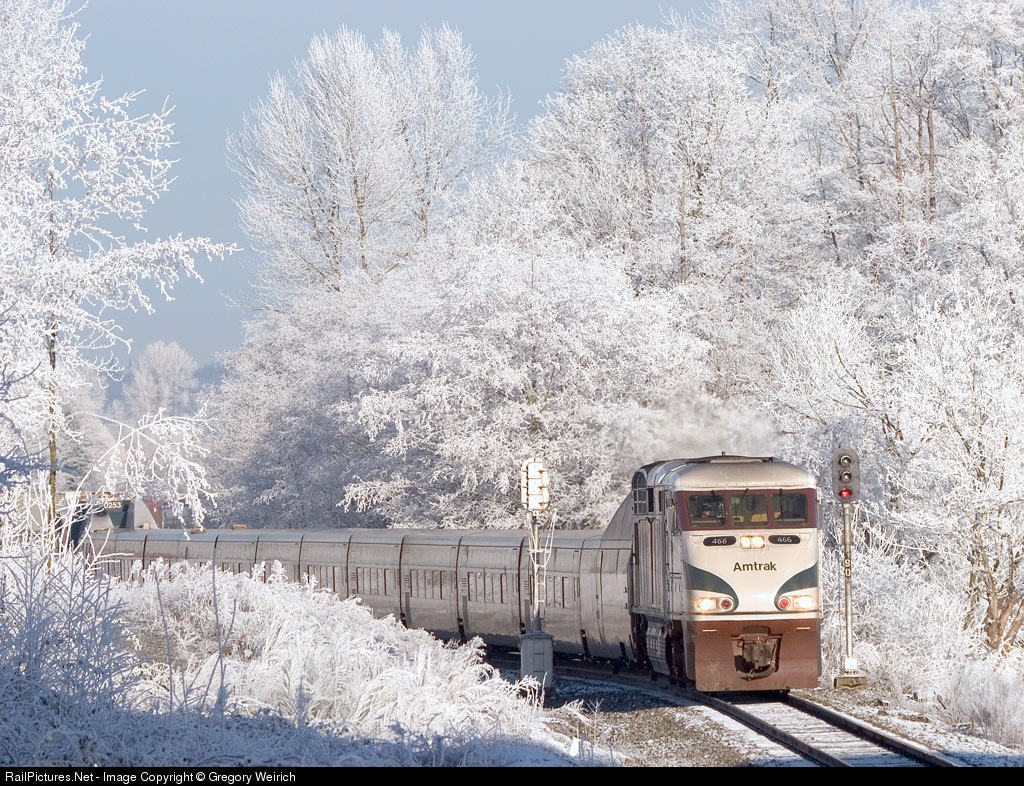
<box><xmin>740</xmin><ymin>534</ymin><xmax>766</xmax><ymax>549</ymax></box>
<box><xmin>696</xmin><ymin>596</ymin><xmax>734</xmax><ymax>612</ymax></box>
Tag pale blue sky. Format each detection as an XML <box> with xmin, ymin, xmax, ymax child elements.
<box><xmin>78</xmin><ymin>0</ymin><xmax>711</xmax><ymax>370</ymax></box>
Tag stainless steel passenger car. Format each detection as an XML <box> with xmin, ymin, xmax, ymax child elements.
<box><xmin>86</xmin><ymin>454</ymin><xmax>822</xmax><ymax>692</ymax></box>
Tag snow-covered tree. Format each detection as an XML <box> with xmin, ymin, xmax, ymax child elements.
<box><xmin>715</xmin><ymin>0</ymin><xmax>1024</xmax><ymax>661</ymax></box>
<box><xmin>229</xmin><ymin>24</ymin><xmax>510</xmax><ymax>292</ymax></box>
<box><xmin>209</xmin><ymin>24</ymin><xmax>516</xmax><ymax>528</ymax></box>
<box><xmin>341</xmin><ymin>243</ymin><xmax>715</xmax><ymax>529</ymax></box>
<box><xmin>115</xmin><ymin>341</ymin><xmax>200</xmax><ymax>422</ymax></box>
<box><xmin>0</xmin><ymin>0</ymin><xmax>231</xmax><ymax>527</ymax></box>
<box><xmin>207</xmin><ymin>237</ymin><xmax>730</xmax><ymax>531</ymax></box>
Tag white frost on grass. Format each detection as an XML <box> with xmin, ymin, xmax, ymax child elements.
<box><xmin>0</xmin><ymin>549</ymin><xmax>608</xmax><ymax>766</ymax></box>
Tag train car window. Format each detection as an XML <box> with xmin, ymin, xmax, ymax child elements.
<box><xmin>682</xmin><ymin>493</ymin><xmax>726</xmax><ymax>529</ymax></box>
<box><xmin>771</xmin><ymin>492</ymin><xmax>810</xmax><ymax>525</ymax></box>
<box><xmin>631</xmin><ymin>472</ymin><xmax>646</xmax><ymax>514</ymax></box>
<box><xmin>632</xmin><ymin>472</ymin><xmax>655</xmax><ymax>514</ymax></box>
<box><xmin>545</xmin><ymin>575</ymin><xmax>566</xmax><ymax>608</ymax></box>
<box><xmin>357</xmin><ymin>567</ymin><xmax>387</xmax><ymax>596</ymax></box>
<box><xmin>731</xmin><ymin>493</ymin><xmax>769</xmax><ymax>526</ymax></box>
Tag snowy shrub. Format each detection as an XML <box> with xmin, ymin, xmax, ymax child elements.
<box><xmin>847</xmin><ymin>546</ymin><xmax>974</xmax><ymax>702</ymax></box>
<box><xmin>820</xmin><ymin>536</ymin><xmax>1024</xmax><ymax>747</ymax></box>
<box><xmin>113</xmin><ymin>559</ymin><xmax>600</xmax><ymax>765</ymax></box>
<box><xmin>0</xmin><ymin>548</ymin><xmax>142</xmax><ymax>765</ymax></box>
<box><xmin>0</xmin><ymin>548</ymin><xmax>138</xmax><ymax>702</ymax></box>
<box><xmin>938</xmin><ymin>652</ymin><xmax>1024</xmax><ymax>748</ymax></box>
<box><xmin>0</xmin><ymin>544</ymin><xmax>603</xmax><ymax>766</ymax></box>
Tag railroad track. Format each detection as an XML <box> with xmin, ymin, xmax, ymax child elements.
<box><xmin>692</xmin><ymin>689</ymin><xmax>963</xmax><ymax>767</ymax></box>
<box><xmin>488</xmin><ymin>652</ymin><xmax>965</xmax><ymax>767</ymax></box>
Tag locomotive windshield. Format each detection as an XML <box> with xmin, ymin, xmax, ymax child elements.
<box><xmin>687</xmin><ymin>494</ymin><xmax>726</xmax><ymax>526</ymax></box>
<box><xmin>680</xmin><ymin>490</ymin><xmax>813</xmax><ymax>529</ymax></box>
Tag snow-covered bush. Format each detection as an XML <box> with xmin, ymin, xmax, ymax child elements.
<box><xmin>0</xmin><ymin>544</ymin><xmax>606</xmax><ymax>766</ymax></box>
<box><xmin>819</xmin><ymin>535</ymin><xmax>1024</xmax><ymax>747</ymax></box>
<box><xmin>0</xmin><ymin>547</ymin><xmax>140</xmax><ymax>765</ymax></box>
<box><xmin>940</xmin><ymin>651</ymin><xmax>1024</xmax><ymax>748</ymax></box>
<box><xmin>112</xmin><ymin>558</ymin><xmax>604</xmax><ymax>765</ymax></box>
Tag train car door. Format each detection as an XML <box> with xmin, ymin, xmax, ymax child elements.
<box><xmin>541</xmin><ymin>536</ymin><xmax>585</xmax><ymax>654</ymax></box>
<box><xmin>346</xmin><ymin>530</ymin><xmax>404</xmax><ymax>620</ymax></box>
<box><xmin>457</xmin><ymin>532</ymin><xmax>527</xmax><ymax>647</ymax></box>
<box><xmin>399</xmin><ymin>531</ymin><xmax>461</xmax><ymax>639</ymax></box>
<box><xmin>580</xmin><ymin>535</ymin><xmax>634</xmax><ymax>661</ymax></box>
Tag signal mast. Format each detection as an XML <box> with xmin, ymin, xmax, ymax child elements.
<box><xmin>519</xmin><ymin>457</ymin><xmax>555</xmax><ymax>696</ymax></box>
<box><xmin>833</xmin><ymin>448</ymin><xmax>868</xmax><ymax>689</ymax></box>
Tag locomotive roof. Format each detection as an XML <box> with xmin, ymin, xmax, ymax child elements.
<box><xmin>645</xmin><ymin>455</ymin><xmax>817</xmax><ymax>490</ymax></box>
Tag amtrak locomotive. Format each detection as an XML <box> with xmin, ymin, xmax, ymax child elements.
<box><xmin>86</xmin><ymin>454</ymin><xmax>822</xmax><ymax>692</ymax></box>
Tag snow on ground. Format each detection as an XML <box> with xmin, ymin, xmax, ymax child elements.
<box><xmin>0</xmin><ymin>552</ymin><xmax>611</xmax><ymax>767</ymax></box>
<box><xmin>2</xmin><ymin>550</ymin><xmax>1022</xmax><ymax>767</ymax></box>
<box><xmin>545</xmin><ymin>677</ymin><xmax>1024</xmax><ymax>767</ymax></box>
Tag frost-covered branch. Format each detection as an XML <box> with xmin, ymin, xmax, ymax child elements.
<box><xmin>91</xmin><ymin>409</ymin><xmax>214</xmax><ymax>527</ymax></box>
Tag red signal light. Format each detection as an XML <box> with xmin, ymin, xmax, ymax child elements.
<box><xmin>839</xmin><ymin>487</ymin><xmax>853</xmax><ymax>499</ymax></box>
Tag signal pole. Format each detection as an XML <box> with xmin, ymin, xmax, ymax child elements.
<box><xmin>832</xmin><ymin>448</ymin><xmax>868</xmax><ymax>689</ymax></box>
<box><xmin>519</xmin><ymin>457</ymin><xmax>555</xmax><ymax>696</ymax></box>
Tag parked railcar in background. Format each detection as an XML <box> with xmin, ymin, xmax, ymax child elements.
<box><xmin>86</xmin><ymin>454</ymin><xmax>822</xmax><ymax>692</ymax></box>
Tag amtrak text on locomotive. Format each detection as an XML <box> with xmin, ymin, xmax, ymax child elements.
<box><xmin>733</xmin><ymin>561</ymin><xmax>777</xmax><ymax>571</ymax></box>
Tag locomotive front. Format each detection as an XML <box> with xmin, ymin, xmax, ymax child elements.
<box><xmin>630</xmin><ymin>455</ymin><xmax>821</xmax><ymax>691</ymax></box>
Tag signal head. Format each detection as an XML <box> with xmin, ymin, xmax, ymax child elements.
<box><xmin>832</xmin><ymin>449</ymin><xmax>860</xmax><ymax>502</ymax></box>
